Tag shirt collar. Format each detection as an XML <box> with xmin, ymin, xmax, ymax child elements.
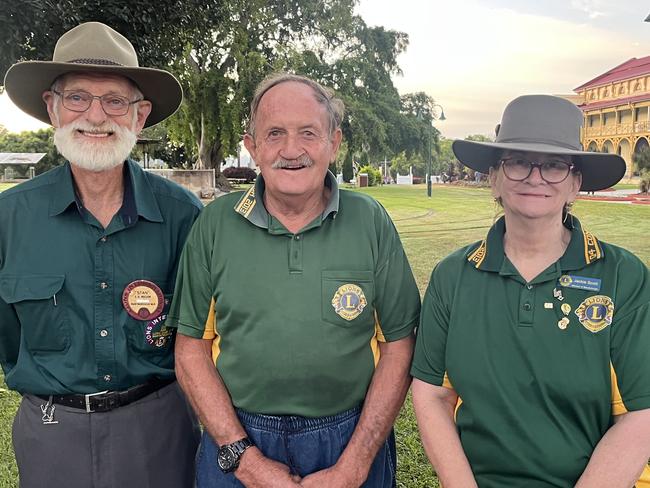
<box><xmin>233</xmin><ymin>170</ymin><xmax>340</xmax><ymax>230</ymax></box>
<box><xmin>466</xmin><ymin>215</ymin><xmax>604</xmax><ymax>273</ymax></box>
<box><xmin>48</xmin><ymin>160</ymin><xmax>163</xmax><ymax>223</ymax></box>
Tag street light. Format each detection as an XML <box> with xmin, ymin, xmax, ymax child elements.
<box><xmin>426</xmin><ymin>104</ymin><xmax>446</xmax><ymax>197</ymax></box>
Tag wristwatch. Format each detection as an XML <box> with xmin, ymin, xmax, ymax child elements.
<box><xmin>217</xmin><ymin>437</ymin><xmax>253</xmax><ymax>473</ymax></box>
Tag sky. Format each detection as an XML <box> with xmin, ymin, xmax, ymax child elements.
<box><xmin>355</xmin><ymin>0</ymin><xmax>649</xmax><ymax>138</ymax></box>
<box><xmin>0</xmin><ymin>0</ymin><xmax>648</xmax><ymax>139</ymax></box>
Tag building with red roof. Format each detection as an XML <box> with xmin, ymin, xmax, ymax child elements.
<box><xmin>574</xmin><ymin>56</ymin><xmax>650</xmax><ymax>176</ymax></box>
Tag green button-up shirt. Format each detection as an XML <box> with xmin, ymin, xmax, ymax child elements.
<box><xmin>167</xmin><ymin>172</ymin><xmax>421</xmax><ymax>417</ymax></box>
<box><xmin>411</xmin><ymin>216</ymin><xmax>650</xmax><ymax>487</ymax></box>
<box><xmin>0</xmin><ymin>161</ymin><xmax>201</xmax><ymax>394</ymax></box>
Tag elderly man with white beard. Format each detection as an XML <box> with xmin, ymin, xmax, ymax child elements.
<box><xmin>0</xmin><ymin>22</ymin><xmax>201</xmax><ymax>488</ymax></box>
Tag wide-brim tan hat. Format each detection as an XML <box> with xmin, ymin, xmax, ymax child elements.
<box><xmin>452</xmin><ymin>95</ymin><xmax>626</xmax><ymax>191</ymax></box>
<box><xmin>4</xmin><ymin>21</ymin><xmax>182</xmax><ymax>128</ymax></box>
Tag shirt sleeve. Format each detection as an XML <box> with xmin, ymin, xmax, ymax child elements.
<box><xmin>166</xmin><ymin>214</ymin><xmax>216</xmax><ymax>340</ymax></box>
<box><xmin>411</xmin><ymin>264</ymin><xmax>451</xmax><ymax>386</ymax></box>
<box><xmin>610</xmin><ymin>255</ymin><xmax>650</xmax><ymax>412</ymax></box>
<box><xmin>372</xmin><ymin>206</ymin><xmax>421</xmax><ymax>342</ymax></box>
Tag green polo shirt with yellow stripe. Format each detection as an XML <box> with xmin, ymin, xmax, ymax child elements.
<box><xmin>411</xmin><ymin>216</ymin><xmax>650</xmax><ymax>487</ymax></box>
<box><xmin>167</xmin><ymin>172</ymin><xmax>420</xmax><ymax>418</ymax></box>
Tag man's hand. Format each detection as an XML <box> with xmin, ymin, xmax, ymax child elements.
<box><xmin>299</xmin><ymin>464</ymin><xmax>364</xmax><ymax>488</ymax></box>
<box><xmin>235</xmin><ymin>447</ymin><xmax>302</xmax><ymax>488</ymax></box>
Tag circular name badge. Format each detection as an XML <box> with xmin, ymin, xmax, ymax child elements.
<box><xmin>122</xmin><ymin>280</ymin><xmax>165</xmax><ymax>321</ymax></box>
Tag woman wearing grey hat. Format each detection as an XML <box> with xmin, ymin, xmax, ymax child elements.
<box><xmin>410</xmin><ymin>95</ymin><xmax>650</xmax><ymax>487</ymax></box>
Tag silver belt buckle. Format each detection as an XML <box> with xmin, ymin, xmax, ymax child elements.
<box><xmin>84</xmin><ymin>390</ymin><xmax>109</xmax><ymax>413</ymax></box>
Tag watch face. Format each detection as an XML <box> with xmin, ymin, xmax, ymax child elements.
<box><xmin>218</xmin><ymin>446</ymin><xmax>236</xmax><ymax>471</ymax></box>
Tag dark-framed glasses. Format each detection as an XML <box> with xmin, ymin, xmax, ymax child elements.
<box><xmin>500</xmin><ymin>157</ymin><xmax>574</xmax><ymax>184</ymax></box>
<box><xmin>53</xmin><ymin>89</ymin><xmax>142</xmax><ymax>116</ymax></box>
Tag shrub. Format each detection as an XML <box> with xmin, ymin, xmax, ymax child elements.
<box><xmin>223</xmin><ymin>166</ymin><xmax>257</xmax><ymax>182</ymax></box>
<box><xmin>358</xmin><ymin>165</ymin><xmax>382</xmax><ymax>186</ymax></box>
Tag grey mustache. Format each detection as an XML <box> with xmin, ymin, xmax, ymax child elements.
<box><xmin>272</xmin><ymin>155</ymin><xmax>314</xmax><ymax>169</ymax></box>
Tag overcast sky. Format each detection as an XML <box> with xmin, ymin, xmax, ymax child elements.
<box><xmin>356</xmin><ymin>0</ymin><xmax>649</xmax><ymax>138</ymax></box>
<box><xmin>1</xmin><ymin>0</ymin><xmax>648</xmax><ymax>139</ymax></box>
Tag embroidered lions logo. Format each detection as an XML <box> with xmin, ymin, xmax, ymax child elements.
<box><xmin>575</xmin><ymin>295</ymin><xmax>614</xmax><ymax>333</ymax></box>
<box><xmin>331</xmin><ymin>284</ymin><xmax>367</xmax><ymax>321</ymax></box>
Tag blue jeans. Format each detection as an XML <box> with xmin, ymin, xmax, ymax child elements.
<box><xmin>196</xmin><ymin>406</ymin><xmax>396</xmax><ymax>487</ymax></box>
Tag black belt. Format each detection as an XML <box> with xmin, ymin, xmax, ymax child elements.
<box><xmin>37</xmin><ymin>378</ymin><xmax>175</xmax><ymax>413</ymax></box>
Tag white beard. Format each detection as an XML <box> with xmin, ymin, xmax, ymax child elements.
<box><xmin>53</xmin><ymin>119</ymin><xmax>138</xmax><ymax>172</ymax></box>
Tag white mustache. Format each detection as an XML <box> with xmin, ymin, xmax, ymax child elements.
<box><xmin>271</xmin><ymin>154</ymin><xmax>314</xmax><ymax>169</ymax></box>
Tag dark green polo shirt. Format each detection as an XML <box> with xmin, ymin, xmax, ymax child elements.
<box><xmin>0</xmin><ymin>161</ymin><xmax>201</xmax><ymax>394</ymax></box>
<box><xmin>411</xmin><ymin>216</ymin><xmax>650</xmax><ymax>487</ymax></box>
<box><xmin>167</xmin><ymin>172</ymin><xmax>420</xmax><ymax>418</ymax></box>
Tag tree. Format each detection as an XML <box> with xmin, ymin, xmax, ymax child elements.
<box><xmin>0</xmin><ymin>128</ymin><xmax>66</xmax><ymax>175</ymax></box>
<box><xmin>390</xmin><ymin>152</ymin><xmax>425</xmax><ymax>178</ymax></box>
<box><xmin>2</xmin><ymin>1</ymin><xmax>427</xmax><ymax>190</ymax></box>
<box><xmin>634</xmin><ymin>147</ymin><xmax>650</xmax><ymax>193</ymax></box>
<box><xmin>342</xmin><ymin>150</ymin><xmax>354</xmax><ymax>183</ymax></box>
<box><xmin>635</xmin><ymin>147</ymin><xmax>650</xmax><ymax>173</ymax></box>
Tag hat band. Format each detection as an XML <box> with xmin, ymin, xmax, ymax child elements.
<box><xmin>497</xmin><ymin>137</ymin><xmax>580</xmax><ymax>151</ymax></box>
<box><xmin>66</xmin><ymin>58</ymin><xmax>124</xmax><ymax>66</ymax></box>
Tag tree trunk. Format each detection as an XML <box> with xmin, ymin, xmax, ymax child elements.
<box><xmin>197</xmin><ymin>113</ymin><xmax>231</xmax><ymax>191</ymax></box>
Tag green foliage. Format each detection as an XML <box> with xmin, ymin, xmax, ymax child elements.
<box><xmin>358</xmin><ymin>164</ymin><xmax>382</xmax><ymax>186</ymax></box>
<box><xmin>634</xmin><ymin>147</ymin><xmax>650</xmax><ymax>173</ymax></box>
<box><xmin>0</xmin><ymin>128</ymin><xmax>65</xmax><ymax>175</ymax></box>
<box><xmin>464</xmin><ymin>133</ymin><xmax>494</xmax><ymax>143</ymax></box>
<box><xmin>391</xmin><ymin>152</ymin><xmax>425</xmax><ymax>178</ymax></box>
<box><xmin>1</xmin><ymin>1</ymin><xmax>432</xmax><ymax>186</ymax></box>
<box><xmin>342</xmin><ymin>150</ymin><xmax>354</xmax><ymax>183</ymax></box>
<box><xmin>640</xmin><ymin>169</ymin><xmax>650</xmax><ymax>194</ymax></box>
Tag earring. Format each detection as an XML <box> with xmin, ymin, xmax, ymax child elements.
<box><xmin>562</xmin><ymin>201</ymin><xmax>575</xmax><ymax>228</ymax></box>
<box><xmin>492</xmin><ymin>197</ymin><xmax>503</xmax><ymax>225</ymax></box>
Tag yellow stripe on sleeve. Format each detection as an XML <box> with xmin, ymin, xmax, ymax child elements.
<box><xmin>200</xmin><ymin>297</ymin><xmax>222</xmax><ymax>365</ymax></box>
<box><xmin>442</xmin><ymin>372</ymin><xmax>463</xmax><ymax>421</ymax></box>
<box><xmin>370</xmin><ymin>310</ymin><xmax>386</xmax><ymax>367</ymax></box>
<box><xmin>610</xmin><ymin>363</ymin><xmax>628</xmax><ymax>416</ymax></box>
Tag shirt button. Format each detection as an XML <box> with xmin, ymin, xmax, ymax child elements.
<box><xmin>523</xmin><ymin>303</ymin><xmax>532</xmax><ymax>311</ymax></box>
<box><xmin>294</xmin><ymin>235</ymin><xmax>301</xmax><ymax>240</ymax></box>
<box><xmin>103</xmin><ymin>375</ymin><xmax>111</xmax><ymax>382</ymax></box>
<box><xmin>100</xmin><ymin>329</ymin><xmax>108</xmax><ymax>338</ymax></box>
<box><xmin>100</xmin><ymin>282</ymin><xmax>109</xmax><ymax>290</ymax></box>
<box><xmin>100</xmin><ymin>237</ymin><xmax>107</xmax><ymax>242</ymax></box>
<box><xmin>526</xmin><ymin>284</ymin><xmax>533</xmax><ymax>290</ymax></box>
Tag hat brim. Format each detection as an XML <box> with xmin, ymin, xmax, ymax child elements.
<box><xmin>4</xmin><ymin>61</ymin><xmax>182</xmax><ymax>128</ymax></box>
<box><xmin>452</xmin><ymin>139</ymin><xmax>626</xmax><ymax>192</ymax></box>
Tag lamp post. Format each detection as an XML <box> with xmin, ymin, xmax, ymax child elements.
<box><xmin>426</xmin><ymin>104</ymin><xmax>446</xmax><ymax>197</ymax></box>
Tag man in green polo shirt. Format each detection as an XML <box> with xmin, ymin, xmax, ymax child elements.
<box><xmin>0</xmin><ymin>23</ymin><xmax>201</xmax><ymax>488</ymax></box>
<box><xmin>168</xmin><ymin>73</ymin><xmax>420</xmax><ymax>487</ymax></box>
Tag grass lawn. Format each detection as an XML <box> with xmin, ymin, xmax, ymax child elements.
<box><xmin>1</xmin><ymin>183</ymin><xmax>648</xmax><ymax>487</ymax></box>
<box><xmin>0</xmin><ymin>184</ymin><xmax>16</xmax><ymax>193</ymax></box>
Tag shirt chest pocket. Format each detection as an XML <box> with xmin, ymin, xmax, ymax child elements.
<box><xmin>0</xmin><ymin>275</ymin><xmax>70</xmax><ymax>352</ymax></box>
<box><xmin>322</xmin><ymin>271</ymin><xmax>375</xmax><ymax>328</ymax></box>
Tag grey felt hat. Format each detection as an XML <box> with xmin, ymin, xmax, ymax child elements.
<box><xmin>452</xmin><ymin>95</ymin><xmax>626</xmax><ymax>191</ymax></box>
<box><xmin>4</xmin><ymin>22</ymin><xmax>182</xmax><ymax>128</ymax></box>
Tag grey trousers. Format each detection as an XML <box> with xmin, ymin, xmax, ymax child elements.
<box><xmin>12</xmin><ymin>381</ymin><xmax>200</xmax><ymax>488</ymax></box>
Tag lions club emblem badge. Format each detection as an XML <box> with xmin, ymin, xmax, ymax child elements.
<box><xmin>575</xmin><ymin>295</ymin><xmax>614</xmax><ymax>333</ymax></box>
<box><xmin>331</xmin><ymin>284</ymin><xmax>367</xmax><ymax>321</ymax></box>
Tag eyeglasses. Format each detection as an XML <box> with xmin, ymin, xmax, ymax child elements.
<box><xmin>500</xmin><ymin>157</ymin><xmax>574</xmax><ymax>184</ymax></box>
<box><xmin>53</xmin><ymin>89</ymin><xmax>142</xmax><ymax>116</ymax></box>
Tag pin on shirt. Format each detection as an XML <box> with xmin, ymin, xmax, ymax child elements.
<box><xmin>553</xmin><ymin>288</ymin><xmax>564</xmax><ymax>301</ymax></box>
<box><xmin>561</xmin><ymin>303</ymin><xmax>571</xmax><ymax>316</ymax></box>
<box><xmin>558</xmin><ymin>317</ymin><xmax>570</xmax><ymax>330</ymax></box>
